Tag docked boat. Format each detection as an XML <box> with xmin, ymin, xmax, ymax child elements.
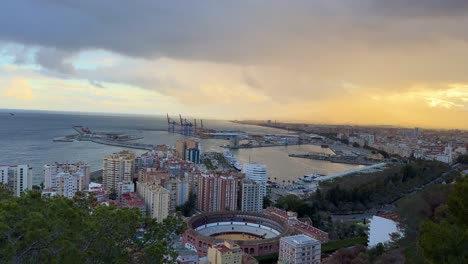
<box><xmin>303</xmin><ymin>173</ymin><xmax>325</xmax><ymax>182</ymax></box>
<box><xmin>223</xmin><ymin>149</ymin><xmax>243</xmax><ymax>171</ymax></box>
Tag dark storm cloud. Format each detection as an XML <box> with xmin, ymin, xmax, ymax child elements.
<box><xmin>1</xmin><ymin>0</ymin><xmax>468</xmax><ymax>69</ymax></box>
<box><xmin>366</xmin><ymin>0</ymin><xmax>468</xmax><ymax>16</ymax></box>
<box><xmin>34</xmin><ymin>48</ymin><xmax>75</xmax><ymax>74</ymax></box>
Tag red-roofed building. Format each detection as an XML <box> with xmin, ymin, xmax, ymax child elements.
<box><xmin>377</xmin><ymin>212</ymin><xmax>400</xmax><ymax>222</ymax></box>
<box><xmin>264</xmin><ymin>207</ymin><xmax>329</xmax><ymax>243</ymax></box>
<box><xmin>121</xmin><ymin>192</ymin><xmax>146</xmax><ymax>216</ymax></box>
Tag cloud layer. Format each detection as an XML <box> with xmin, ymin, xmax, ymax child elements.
<box><xmin>1</xmin><ymin>1</ymin><xmax>468</xmax><ymax>128</ymax></box>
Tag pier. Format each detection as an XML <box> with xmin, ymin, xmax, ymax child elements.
<box><xmin>90</xmin><ymin>139</ymin><xmax>154</xmax><ymax>150</ymax></box>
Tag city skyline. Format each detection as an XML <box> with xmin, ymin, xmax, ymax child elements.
<box><xmin>1</xmin><ymin>1</ymin><xmax>468</xmax><ymax>129</ymax></box>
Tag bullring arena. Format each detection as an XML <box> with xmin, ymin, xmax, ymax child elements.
<box><xmin>183</xmin><ymin>208</ymin><xmax>329</xmax><ymax>257</ymax></box>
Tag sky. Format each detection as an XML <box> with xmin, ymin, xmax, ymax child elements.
<box><xmin>1</xmin><ymin>0</ymin><xmax>468</xmax><ymax>129</ymax></box>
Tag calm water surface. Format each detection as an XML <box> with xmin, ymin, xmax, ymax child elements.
<box><xmin>0</xmin><ymin>110</ymin><xmax>360</xmax><ymax>184</ymax></box>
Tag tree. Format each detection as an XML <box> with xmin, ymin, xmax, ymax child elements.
<box><xmin>456</xmin><ymin>154</ymin><xmax>468</xmax><ymax>164</ymax></box>
<box><xmin>275</xmin><ymin>195</ymin><xmax>304</xmax><ymax>213</ymax></box>
<box><xmin>109</xmin><ymin>189</ymin><xmax>118</xmax><ymax>200</ymax></box>
<box><xmin>420</xmin><ymin>176</ymin><xmax>468</xmax><ymax>264</ymax></box>
<box><xmin>263</xmin><ymin>196</ymin><xmax>272</xmax><ymax>209</ymax></box>
<box><xmin>0</xmin><ymin>191</ymin><xmax>185</xmax><ymax>263</ymax></box>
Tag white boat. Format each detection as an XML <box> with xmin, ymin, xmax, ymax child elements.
<box><xmin>223</xmin><ymin>149</ymin><xmax>243</xmax><ymax>170</ymax></box>
<box><xmin>303</xmin><ymin>173</ymin><xmax>325</xmax><ymax>182</ymax></box>
<box><xmin>234</xmin><ymin>162</ymin><xmax>243</xmax><ymax>171</ymax></box>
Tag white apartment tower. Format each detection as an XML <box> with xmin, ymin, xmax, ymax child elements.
<box><xmin>0</xmin><ymin>165</ymin><xmax>33</xmax><ymax>197</ymax></box>
<box><xmin>240</xmin><ymin>179</ymin><xmax>263</xmax><ymax>212</ymax></box>
<box><xmin>55</xmin><ymin>172</ymin><xmax>85</xmax><ymax>198</ymax></box>
<box><xmin>44</xmin><ymin>162</ymin><xmax>90</xmax><ymax>190</ymax></box>
<box><xmin>103</xmin><ymin>151</ymin><xmax>135</xmax><ymax>192</ymax></box>
<box><xmin>242</xmin><ymin>163</ymin><xmax>267</xmax><ymax>198</ymax></box>
<box><xmin>279</xmin><ymin>235</ymin><xmax>321</xmax><ymax>264</ymax></box>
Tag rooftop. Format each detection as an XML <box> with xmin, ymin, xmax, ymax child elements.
<box><xmin>281</xmin><ymin>234</ymin><xmax>319</xmax><ymax>245</ymax></box>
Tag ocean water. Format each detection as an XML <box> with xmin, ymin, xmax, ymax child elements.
<box><xmin>0</xmin><ymin>110</ymin><xmax>360</xmax><ymax>185</ymax></box>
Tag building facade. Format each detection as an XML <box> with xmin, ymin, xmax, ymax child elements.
<box><xmin>164</xmin><ymin>178</ymin><xmax>189</xmax><ymax>213</ymax></box>
<box><xmin>207</xmin><ymin>241</ymin><xmax>243</xmax><ymax>264</ymax></box>
<box><xmin>197</xmin><ymin>173</ymin><xmax>238</xmax><ymax>212</ymax></box>
<box><xmin>0</xmin><ymin>165</ymin><xmax>33</xmax><ymax>197</ymax></box>
<box><xmin>175</xmin><ymin>139</ymin><xmax>199</xmax><ymax>160</ymax></box>
<box><xmin>43</xmin><ymin>162</ymin><xmax>90</xmax><ymax>190</ymax></box>
<box><xmin>117</xmin><ymin>181</ymin><xmax>135</xmax><ymax>202</ymax></box>
<box><xmin>55</xmin><ymin>172</ymin><xmax>85</xmax><ymax>198</ymax></box>
<box><xmin>137</xmin><ymin>181</ymin><xmax>170</xmax><ymax>222</ymax></box>
<box><xmin>185</xmin><ymin>148</ymin><xmax>201</xmax><ymax>164</ymax></box>
<box><xmin>240</xmin><ymin>179</ymin><xmax>263</xmax><ymax>212</ymax></box>
<box><xmin>103</xmin><ymin>151</ymin><xmax>135</xmax><ymax>192</ymax></box>
<box><xmin>242</xmin><ymin>164</ymin><xmax>267</xmax><ymax>198</ymax></box>
<box><xmin>279</xmin><ymin>235</ymin><xmax>321</xmax><ymax>264</ymax></box>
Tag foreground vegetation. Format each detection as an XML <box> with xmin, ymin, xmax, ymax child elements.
<box><xmin>419</xmin><ymin>176</ymin><xmax>468</xmax><ymax>263</ymax></box>
<box><xmin>276</xmin><ymin>161</ymin><xmax>452</xmax><ymax>232</ymax></box>
<box><xmin>322</xmin><ymin>237</ymin><xmax>367</xmax><ymax>253</ymax></box>
<box><xmin>275</xmin><ymin>160</ymin><xmax>468</xmax><ymax>263</ymax></box>
<box><xmin>0</xmin><ymin>187</ymin><xmax>186</xmax><ymax>264</ymax></box>
<box><xmin>318</xmin><ymin>160</ymin><xmax>450</xmax><ymax>213</ymax></box>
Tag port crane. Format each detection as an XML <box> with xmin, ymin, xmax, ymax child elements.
<box><xmin>167</xmin><ymin>113</ymin><xmax>203</xmax><ymax>136</ymax></box>
<box><xmin>167</xmin><ymin>114</ymin><xmax>177</xmax><ymax>133</ymax></box>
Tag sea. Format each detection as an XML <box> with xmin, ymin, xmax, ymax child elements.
<box><xmin>0</xmin><ymin>110</ymin><xmax>361</xmax><ymax>185</ymax></box>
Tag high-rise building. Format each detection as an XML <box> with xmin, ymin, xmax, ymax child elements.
<box><xmin>0</xmin><ymin>166</ymin><xmax>9</xmax><ymax>185</ymax></box>
<box><xmin>164</xmin><ymin>178</ymin><xmax>189</xmax><ymax>213</ymax></box>
<box><xmin>240</xmin><ymin>179</ymin><xmax>263</xmax><ymax>212</ymax></box>
<box><xmin>185</xmin><ymin>148</ymin><xmax>200</xmax><ymax>164</ymax></box>
<box><xmin>219</xmin><ymin>175</ymin><xmax>238</xmax><ymax>211</ymax></box>
<box><xmin>103</xmin><ymin>151</ymin><xmax>135</xmax><ymax>192</ymax></box>
<box><xmin>279</xmin><ymin>235</ymin><xmax>321</xmax><ymax>264</ymax></box>
<box><xmin>207</xmin><ymin>241</ymin><xmax>243</xmax><ymax>264</ymax></box>
<box><xmin>243</xmin><ymin>164</ymin><xmax>267</xmax><ymax>198</ymax></box>
<box><xmin>197</xmin><ymin>174</ymin><xmax>219</xmax><ymax>212</ymax></box>
<box><xmin>0</xmin><ymin>165</ymin><xmax>33</xmax><ymax>197</ymax></box>
<box><xmin>55</xmin><ymin>171</ymin><xmax>86</xmax><ymax>198</ymax></box>
<box><xmin>44</xmin><ymin>162</ymin><xmax>90</xmax><ymax>190</ymax></box>
<box><xmin>197</xmin><ymin>173</ymin><xmax>238</xmax><ymax>212</ymax></box>
<box><xmin>175</xmin><ymin>139</ymin><xmax>199</xmax><ymax>160</ymax></box>
<box><xmin>137</xmin><ymin>182</ymin><xmax>170</xmax><ymax>223</ymax></box>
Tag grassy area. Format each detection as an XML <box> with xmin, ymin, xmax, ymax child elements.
<box><xmin>321</xmin><ymin>236</ymin><xmax>368</xmax><ymax>253</ymax></box>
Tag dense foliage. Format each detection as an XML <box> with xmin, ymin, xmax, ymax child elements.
<box><xmin>0</xmin><ymin>188</ymin><xmax>186</xmax><ymax>264</ymax></box>
<box><xmin>419</xmin><ymin>176</ymin><xmax>468</xmax><ymax>264</ymax></box>
<box><xmin>318</xmin><ymin>161</ymin><xmax>450</xmax><ymax>213</ymax></box>
<box><xmin>456</xmin><ymin>154</ymin><xmax>468</xmax><ymax>164</ymax></box>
